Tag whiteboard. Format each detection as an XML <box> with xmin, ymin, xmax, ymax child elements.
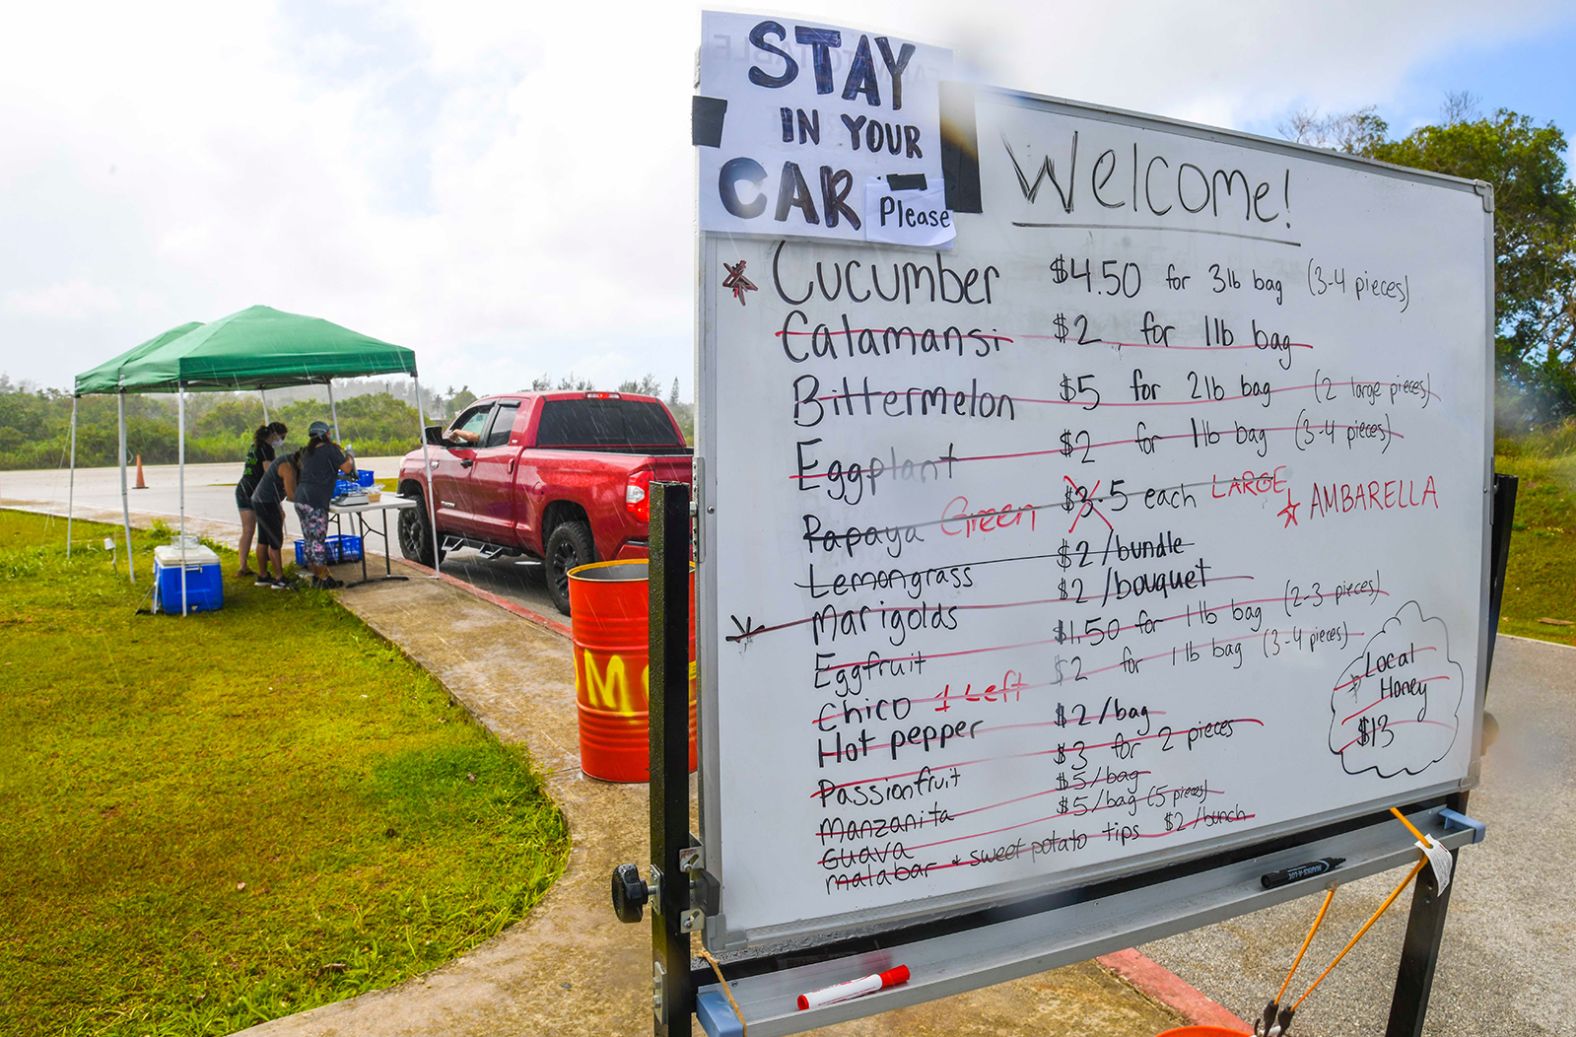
<box><xmin>696</xmin><ymin>87</ymin><xmax>1493</xmax><ymax>951</ymax></box>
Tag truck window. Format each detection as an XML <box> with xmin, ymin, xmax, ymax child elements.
<box><xmin>535</xmin><ymin>399</ymin><xmax>684</xmax><ymax>447</ymax></box>
<box><xmin>481</xmin><ymin>401</ymin><xmax>519</xmax><ymax>448</ymax></box>
<box><xmin>450</xmin><ymin>404</ymin><xmax>493</xmax><ymax>441</ymax></box>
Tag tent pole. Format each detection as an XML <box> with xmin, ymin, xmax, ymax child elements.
<box><xmin>178</xmin><ymin>384</ymin><xmax>188</xmax><ymax>616</ymax></box>
<box><xmin>260</xmin><ymin>388</ymin><xmax>270</xmax><ymax>424</ymax></box>
<box><xmin>413</xmin><ymin>376</ymin><xmax>441</xmax><ymax>577</ymax></box>
<box><xmin>327</xmin><ymin>380</ymin><xmax>340</xmax><ymax>441</ymax></box>
<box><xmin>67</xmin><ymin>396</ymin><xmax>77</xmax><ymax>558</ymax></box>
<box><xmin>118</xmin><ymin>393</ymin><xmax>135</xmax><ymax>584</ymax></box>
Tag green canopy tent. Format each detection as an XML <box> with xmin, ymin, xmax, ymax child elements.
<box><xmin>68</xmin><ymin>321</ymin><xmax>204</xmax><ymax>576</ymax></box>
<box><xmin>74</xmin><ymin>321</ymin><xmax>204</xmax><ymax>395</ymax></box>
<box><xmin>70</xmin><ymin>306</ymin><xmax>441</xmax><ymax>611</ymax></box>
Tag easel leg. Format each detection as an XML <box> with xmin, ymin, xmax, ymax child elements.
<box><xmin>1388</xmin><ymin>473</ymin><xmax>1516</xmax><ymax>1034</ymax></box>
<box><xmin>649</xmin><ymin>482</ymin><xmax>694</xmax><ymax>1037</ymax></box>
<box><xmin>1383</xmin><ymin>839</ymin><xmax>1458</xmax><ymax>1037</ymax></box>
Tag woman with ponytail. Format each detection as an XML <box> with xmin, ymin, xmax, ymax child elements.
<box><xmin>235</xmin><ymin>421</ymin><xmax>286</xmax><ymax>576</ymax></box>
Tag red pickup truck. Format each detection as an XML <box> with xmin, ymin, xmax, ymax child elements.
<box><xmin>397</xmin><ymin>391</ymin><xmax>692</xmax><ymax>614</ymax></box>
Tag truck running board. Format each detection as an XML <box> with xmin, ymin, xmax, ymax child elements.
<box><xmin>440</xmin><ymin>534</ymin><xmax>524</xmax><ymax>561</ymax></box>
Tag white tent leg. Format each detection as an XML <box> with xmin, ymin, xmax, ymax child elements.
<box><xmin>327</xmin><ymin>380</ymin><xmax>340</xmax><ymax>441</ymax></box>
<box><xmin>413</xmin><ymin>376</ymin><xmax>441</xmax><ymax>576</ymax></box>
<box><xmin>67</xmin><ymin>396</ymin><xmax>77</xmax><ymax>558</ymax></box>
<box><xmin>260</xmin><ymin>388</ymin><xmax>270</xmax><ymax>424</ymax></box>
<box><xmin>118</xmin><ymin>393</ymin><xmax>135</xmax><ymax>584</ymax></box>
<box><xmin>178</xmin><ymin>384</ymin><xmax>188</xmax><ymax>616</ymax></box>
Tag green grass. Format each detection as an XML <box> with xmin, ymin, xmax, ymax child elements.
<box><xmin>1494</xmin><ymin>451</ymin><xmax>1576</xmax><ymax>646</ymax></box>
<box><xmin>0</xmin><ymin>510</ymin><xmax>569</xmax><ymax>1036</ymax></box>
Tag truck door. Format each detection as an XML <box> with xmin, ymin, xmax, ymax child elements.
<box><xmin>431</xmin><ymin>402</ymin><xmax>492</xmax><ymax>535</ymax></box>
<box><xmin>463</xmin><ymin>399</ymin><xmax>522</xmax><ymax>544</ymax></box>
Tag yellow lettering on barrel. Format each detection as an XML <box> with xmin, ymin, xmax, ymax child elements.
<box><xmin>582</xmin><ymin>650</ymin><xmax>640</xmax><ymax>717</ymax></box>
<box><xmin>638</xmin><ymin>662</ymin><xmax>700</xmax><ymax>708</ymax></box>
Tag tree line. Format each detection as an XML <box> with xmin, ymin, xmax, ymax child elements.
<box><xmin>1282</xmin><ymin>95</ymin><xmax>1575</xmax><ymax>432</ymax></box>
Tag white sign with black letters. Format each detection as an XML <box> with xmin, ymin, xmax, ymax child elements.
<box><xmin>697</xmin><ymin>11</ymin><xmax>952</xmax><ymax>243</ymax></box>
<box><xmin>863</xmin><ymin>175</ymin><xmax>955</xmax><ymax>248</ymax></box>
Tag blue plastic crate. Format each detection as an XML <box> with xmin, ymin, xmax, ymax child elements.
<box><xmin>356</xmin><ymin>468</ymin><xmax>374</xmax><ymax>487</ymax></box>
<box><xmin>153</xmin><ymin>554</ymin><xmax>223</xmax><ymax>614</ymax></box>
<box><xmin>334</xmin><ymin>478</ymin><xmax>358</xmax><ymax>497</ymax></box>
<box><xmin>327</xmin><ymin>534</ymin><xmax>363</xmax><ymax>562</ymax></box>
<box><xmin>296</xmin><ymin>535</ymin><xmax>362</xmax><ymax>565</ymax></box>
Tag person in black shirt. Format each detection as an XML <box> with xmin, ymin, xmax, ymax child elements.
<box><xmin>250</xmin><ymin>450</ymin><xmax>298</xmax><ymax>588</ymax></box>
<box><xmin>234</xmin><ymin>422</ymin><xmax>285</xmax><ymax>575</ymax></box>
<box><xmin>294</xmin><ymin>420</ymin><xmax>356</xmax><ymax>589</ymax></box>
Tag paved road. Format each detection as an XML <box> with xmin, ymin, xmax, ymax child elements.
<box><xmin>1144</xmin><ymin>634</ymin><xmax>1576</xmax><ymax>1036</ymax></box>
<box><xmin>0</xmin><ymin>459</ymin><xmax>564</xmax><ymax>616</ymax></box>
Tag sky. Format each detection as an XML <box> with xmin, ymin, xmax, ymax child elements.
<box><xmin>2</xmin><ymin>1</ymin><xmax>1573</xmax><ymax>400</ymax></box>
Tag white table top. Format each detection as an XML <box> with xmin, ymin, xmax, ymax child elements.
<box><xmin>330</xmin><ymin>495</ymin><xmax>417</xmax><ymax>514</ymax></box>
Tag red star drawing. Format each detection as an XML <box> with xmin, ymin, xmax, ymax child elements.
<box><xmin>722</xmin><ymin>259</ymin><xmax>757</xmax><ymax>305</ymax></box>
<box><xmin>1278</xmin><ymin>487</ymin><xmax>1301</xmax><ymax>528</ymax></box>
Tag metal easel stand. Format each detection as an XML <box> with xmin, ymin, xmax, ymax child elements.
<box><xmin>1384</xmin><ymin>473</ymin><xmax>1515</xmax><ymax>1037</ymax></box>
<box><xmin>608</xmin><ymin>482</ymin><xmax>703</xmax><ymax>1037</ymax></box>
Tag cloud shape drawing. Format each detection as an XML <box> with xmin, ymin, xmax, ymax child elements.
<box><xmin>1328</xmin><ymin>600</ymin><xmax>1463</xmax><ymax>778</ymax></box>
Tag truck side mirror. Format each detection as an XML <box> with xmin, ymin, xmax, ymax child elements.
<box><xmin>424</xmin><ymin>425</ymin><xmax>448</xmax><ymax>446</ymax></box>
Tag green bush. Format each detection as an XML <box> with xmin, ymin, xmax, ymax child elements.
<box><xmin>1497</xmin><ymin>417</ymin><xmax>1576</xmax><ymax>459</ymax></box>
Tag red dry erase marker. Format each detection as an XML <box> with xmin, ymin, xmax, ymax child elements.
<box><xmin>796</xmin><ymin>965</ymin><xmax>910</xmax><ymax>1011</ymax></box>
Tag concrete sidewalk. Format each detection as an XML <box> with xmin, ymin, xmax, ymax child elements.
<box><xmin>234</xmin><ymin>570</ymin><xmax>1188</xmax><ymax>1037</ymax></box>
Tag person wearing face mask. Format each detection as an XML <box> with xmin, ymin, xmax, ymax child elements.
<box><xmin>294</xmin><ymin>420</ymin><xmax>356</xmax><ymax>589</ymax></box>
<box><xmin>235</xmin><ymin>421</ymin><xmax>287</xmax><ymax>576</ymax></box>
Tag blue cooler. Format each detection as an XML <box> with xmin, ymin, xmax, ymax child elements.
<box><xmin>152</xmin><ymin>543</ymin><xmax>224</xmax><ymax>614</ymax></box>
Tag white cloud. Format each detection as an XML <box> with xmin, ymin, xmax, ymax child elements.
<box><xmin>0</xmin><ymin>0</ymin><xmax>1567</xmax><ymax>397</ymax></box>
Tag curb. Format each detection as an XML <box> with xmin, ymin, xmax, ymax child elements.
<box><xmin>1499</xmin><ymin>631</ymin><xmax>1576</xmax><ymax>651</ymax></box>
<box><xmin>393</xmin><ymin>558</ymin><xmax>573</xmax><ymax>638</ymax></box>
<box><xmin>1097</xmin><ymin>949</ymin><xmax>1251</xmax><ymax>1031</ymax></box>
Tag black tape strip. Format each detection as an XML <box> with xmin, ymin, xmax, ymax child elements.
<box><xmin>885</xmin><ymin>173</ymin><xmax>928</xmax><ymax>191</ymax></box>
<box><xmin>692</xmin><ymin>96</ymin><xmax>728</xmax><ymax>148</ymax></box>
<box><xmin>940</xmin><ymin>80</ymin><xmax>982</xmax><ymax>213</ymax></box>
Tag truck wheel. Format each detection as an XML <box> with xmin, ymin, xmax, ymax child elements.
<box><xmin>398</xmin><ymin>487</ymin><xmax>442</xmax><ymax>566</ymax></box>
<box><xmin>545</xmin><ymin>520</ymin><xmax>594</xmax><ymax>615</ymax></box>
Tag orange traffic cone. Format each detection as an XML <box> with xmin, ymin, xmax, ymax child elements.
<box><xmin>134</xmin><ymin>454</ymin><xmax>147</xmax><ymax>490</ymax></box>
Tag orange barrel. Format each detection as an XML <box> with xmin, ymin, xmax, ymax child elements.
<box><xmin>567</xmin><ymin>559</ymin><xmax>697</xmax><ymax>782</ymax></box>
